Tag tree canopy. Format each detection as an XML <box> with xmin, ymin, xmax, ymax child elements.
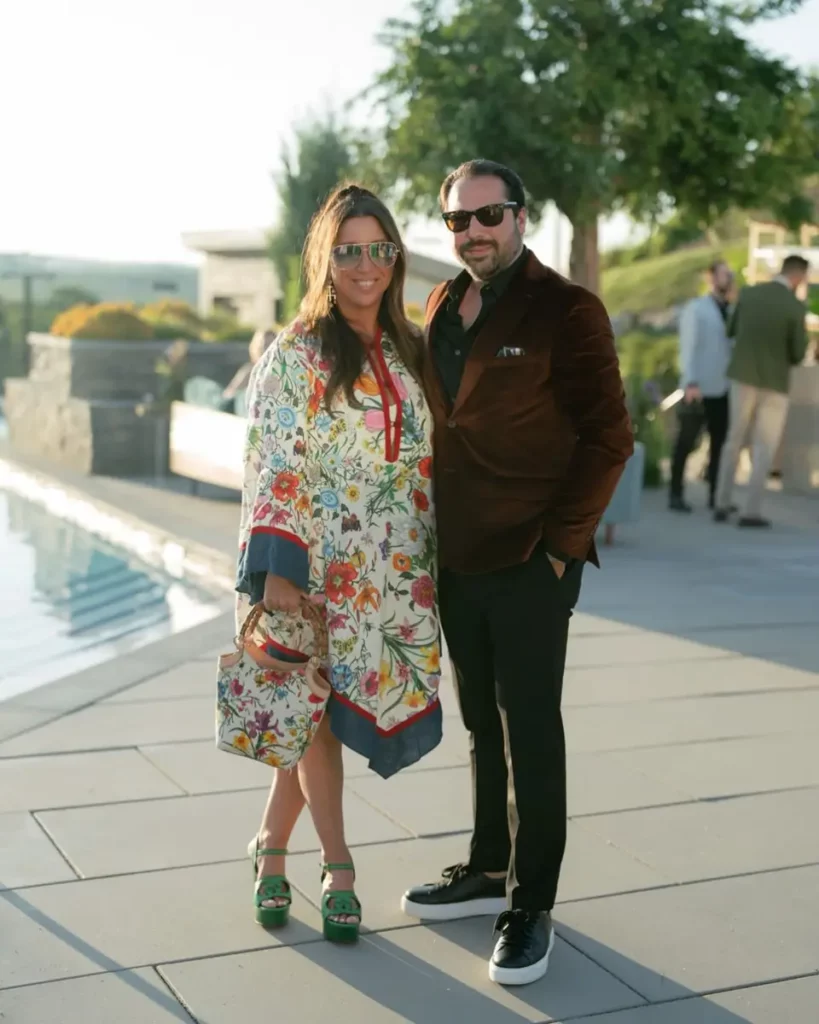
<box><xmin>269</xmin><ymin>116</ymin><xmax>353</xmax><ymax>318</ymax></box>
<box><xmin>367</xmin><ymin>0</ymin><xmax>818</xmax><ymax>292</ymax></box>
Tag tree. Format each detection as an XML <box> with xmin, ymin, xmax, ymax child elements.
<box><xmin>367</xmin><ymin>0</ymin><xmax>817</xmax><ymax>293</ymax></box>
<box><xmin>269</xmin><ymin>116</ymin><xmax>353</xmax><ymax>318</ymax></box>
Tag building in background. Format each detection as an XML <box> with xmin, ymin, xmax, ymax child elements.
<box><xmin>182</xmin><ymin>229</ymin><xmax>460</xmax><ymax>328</ymax></box>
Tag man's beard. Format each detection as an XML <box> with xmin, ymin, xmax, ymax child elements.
<box><xmin>459</xmin><ymin>241</ymin><xmax>501</xmax><ymax>280</ymax></box>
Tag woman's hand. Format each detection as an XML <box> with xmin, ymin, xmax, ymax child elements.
<box><xmin>263</xmin><ymin>574</ymin><xmax>306</xmax><ymax>614</ymax></box>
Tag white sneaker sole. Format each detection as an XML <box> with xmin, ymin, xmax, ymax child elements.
<box><xmin>488</xmin><ymin>926</ymin><xmax>555</xmax><ymax>986</ymax></box>
<box><xmin>401</xmin><ymin>894</ymin><xmax>508</xmax><ymax>921</ymax></box>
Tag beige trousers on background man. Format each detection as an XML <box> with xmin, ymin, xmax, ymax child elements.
<box><xmin>715</xmin><ymin>381</ymin><xmax>790</xmax><ymax>518</ymax></box>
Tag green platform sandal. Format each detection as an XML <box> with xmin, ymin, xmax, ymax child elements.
<box><xmin>248</xmin><ymin>837</ymin><xmax>291</xmax><ymax>928</ymax></box>
<box><xmin>321</xmin><ymin>861</ymin><xmax>362</xmax><ymax>943</ymax></box>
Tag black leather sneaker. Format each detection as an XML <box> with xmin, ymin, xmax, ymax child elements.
<box><xmin>738</xmin><ymin>515</ymin><xmax>772</xmax><ymax>528</ymax></box>
<box><xmin>401</xmin><ymin>864</ymin><xmax>507</xmax><ymax>921</ymax></box>
<box><xmin>669</xmin><ymin>496</ymin><xmax>693</xmax><ymax>513</ymax></box>
<box><xmin>489</xmin><ymin>910</ymin><xmax>555</xmax><ymax>986</ymax></box>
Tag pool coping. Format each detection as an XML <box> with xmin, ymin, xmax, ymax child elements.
<box><xmin>0</xmin><ymin>453</ymin><xmax>237</xmax><ymax>744</ymax></box>
<box><xmin>0</xmin><ymin>455</ymin><xmax>235</xmax><ymax>596</ymax></box>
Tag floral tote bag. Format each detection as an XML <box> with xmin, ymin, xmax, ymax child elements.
<box><xmin>216</xmin><ymin>600</ymin><xmax>330</xmax><ymax>770</ymax></box>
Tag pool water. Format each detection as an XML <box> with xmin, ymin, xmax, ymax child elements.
<box><xmin>0</xmin><ymin>488</ymin><xmax>221</xmax><ymax>701</ymax></box>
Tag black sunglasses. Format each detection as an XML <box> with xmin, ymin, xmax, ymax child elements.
<box><xmin>441</xmin><ymin>202</ymin><xmax>520</xmax><ymax>233</ymax></box>
<box><xmin>331</xmin><ymin>241</ymin><xmax>399</xmax><ymax>270</ymax></box>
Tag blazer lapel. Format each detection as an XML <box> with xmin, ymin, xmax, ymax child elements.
<box><xmin>452</xmin><ymin>270</ymin><xmax>536</xmax><ymax>415</ymax></box>
<box><xmin>423</xmin><ymin>282</ymin><xmax>454</xmax><ymax>412</ymax></box>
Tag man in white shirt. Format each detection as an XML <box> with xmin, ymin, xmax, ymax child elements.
<box><xmin>669</xmin><ymin>261</ymin><xmax>734</xmax><ymax>512</ymax></box>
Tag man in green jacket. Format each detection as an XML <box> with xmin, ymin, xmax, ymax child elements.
<box><xmin>714</xmin><ymin>255</ymin><xmax>809</xmax><ymax>527</ymax></box>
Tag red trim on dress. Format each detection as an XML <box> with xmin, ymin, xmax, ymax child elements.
<box><xmin>367</xmin><ymin>328</ymin><xmax>404</xmax><ymax>463</ymax></box>
<box><xmin>332</xmin><ymin>688</ymin><xmax>440</xmax><ymax>736</ymax></box>
<box><xmin>249</xmin><ymin>525</ymin><xmax>308</xmax><ymax>550</ymax></box>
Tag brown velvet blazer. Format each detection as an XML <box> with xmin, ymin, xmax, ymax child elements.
<box><xmin>423</xmin><ymin>251</ymin><xmax>634</xmax><ymax>574</ymax></box>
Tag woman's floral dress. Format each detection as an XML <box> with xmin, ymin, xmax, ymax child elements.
<box><xmin>236</xmin><ymin>322</ymin><xmax>442</xmax><ymax>778</ymax></box>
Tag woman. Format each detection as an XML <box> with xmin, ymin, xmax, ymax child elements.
<box><xmin>236</xmin><ymin>184</ymin><xmax>442</xmax><ymax>943</ymax></box>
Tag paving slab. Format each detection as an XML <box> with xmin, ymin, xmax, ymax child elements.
<box><xmin>563</xmin><ymin>655</ymin><xmax>818</xmax><ymax>707</ymax></box>
<box><xmin>0</xmin><ymin>706</ymin><xmax>48</xmax><ymax>745</ymax></box>
<box><xmin>566</xmin><ymin>751</ymin><xmax>692</xmax><ymax>816</ymax></box>
<box><xmin>578</xmin><ymin>787</ymin><xmax>819</xmax><ymax>884</ymax></box>
<box><xmin>0</xmin><ymin>860</ymin><xmax>322</xmax><ymax>990</ymax></box>
<box><xmin>0</xmin><ymin>749</ymin><xmax>184</xmax><ymax>813</ymax></box>
<box><xmin>563</xmin><ymin>688</ymin><xmax>819</xmax><ymax>753</ymax></box>
<box><xmin>350</xmin><ymin>752</ymin><xmax>696</xmax><ymax>835</ymax></box>
<box><xmin>137</xmin><ymin>729</ymin><xmax>470</xmax><ymax>798</ymax></box>
<box><xmin>0</xmin><ymin>699</ymin><xmax>215</xmax><ymax>757</ymax></box>
<box><xmin>565</xmin><ymin>631</ymin><xmax>732</xmax><ymax>669</ymax></box>
<box><xmin>0</xmin><ymin>812</ymin><xmax>76</xmax><ymax>889</ymax></box>
<box><xmin>556</xmin><ymin>863</ymin><xmax>819</xmax><ymax>1002</ymax></box>
<box><xmin>561</xmin><ymin>973</ymin><xmax>819</xmax><ymax>1023</ymax></box>
<box><xmin>36</xmin><ymin>788</ymin><xmax>410</xmax><ymax>877</ymax></box>
<box><xmin>160</xmin><ymin>922</ymin><xmax>644</xmax><ymax>1024</ymax></box>
<box><xmin>0</xmin><ymin>968</ymin><xmax>195</xmax><ymax>1023</ymax></box>
<box><xmin>139</xmin><ymin>739</ymin><xmax>272</xmax><ymax>795</ymax></box>
<box><xmin>286</xmin><ymin>827</ymin><xmax>666</xmax><ymax>935</ymax></box>
<box><xmin>567</xmin><ymin>612</ymin><xmax>641</xmax><ymax>636</ymax></box>
<box><xmin>102</xmin><ymin>663</ymin><xmax>213</xmax><ymax>704</ymax></box>
<box><xmin>614</xmin><ymin>732</ymin><xmax>819</xmax><ymax>800</ymax></box>
<box><xmin>349</xmin><ymin>767</ymin><xmax>471</xmax><ymax>838</ymax></box>
<box><xmin>673</xmin><ymin>625</ymin><xmax>819</xmax><ymax>674</ymax></box>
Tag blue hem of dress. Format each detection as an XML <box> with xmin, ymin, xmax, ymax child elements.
<box><xmin>236</xmin><ymin>530</ymin><xmax>309</xmax><ymax>605</ymax></box>
<box><xmin>328</xmin><ymin>696</ymin><xmax>443</xmax><ymax>779</ymax></box>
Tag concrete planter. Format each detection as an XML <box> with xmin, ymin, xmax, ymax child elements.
<box><xmin>598</xmin><ymin>441</ymin><xmax>645</xmax><ymax>545</ymax></box>
<box><xmin>779</xmin><ymin>364</ymin><xmax>819</xmax><ymax>494</ymax></box>
<box><xmin>3</xmin><ymin>334</ymin><xmax>248</xmax><ymax>476</ymax></box>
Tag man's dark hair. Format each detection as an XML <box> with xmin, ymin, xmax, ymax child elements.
<box><xmin>781</xmin><ymin>254</ymin><xmax>809</xmax><ymax>276</ymax></box>
<box><xmin>439</xmin><ymin>160</ymin><xmax>526</xmax><ymax>210</ymax></box>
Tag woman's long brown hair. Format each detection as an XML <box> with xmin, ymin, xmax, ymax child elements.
<box><xmin>299</xmin><ymin>183</ymin><xmax>423</xmax><ymax>410</ymax></box>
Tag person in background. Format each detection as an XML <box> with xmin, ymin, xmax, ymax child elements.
<box><xmin>669</xmin><ymin>261</ymin><xmax>735</xmax><ymax>512</ymax></box>
<box><xmin>714</xmin><ymin>254</ymin><xmax>810</xmax><ymax>527</ymax></box>
<box><xmin>220</xmin><ymin>328</ymin><xmax>277</xmax><ymax>411</ymax></box>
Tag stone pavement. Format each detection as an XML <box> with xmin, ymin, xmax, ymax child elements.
<box><xmin>2</xmin><ymin>479</ymin><xmax>819</xmax><ymax>1022</ymax></box>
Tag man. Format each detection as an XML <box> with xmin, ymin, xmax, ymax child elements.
<box><xmin>669</xmin><ymin>261</ymin><xmax>735</xmax><ymax>512</ymax></box>
<box><xmin>713</xmin><ymin>254</ymin><xmax>809</xmax><ymax>527</ymax></box>
<box><xmin>402</xmin><ymin>160</ymin><xmax>633</xmax><ymax>986</ymax></box>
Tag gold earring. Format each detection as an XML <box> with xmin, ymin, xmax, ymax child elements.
<box><xmin>327</xmin><ymin>281</ymin><xmax>336</xmax><ymax>305</ymax></box>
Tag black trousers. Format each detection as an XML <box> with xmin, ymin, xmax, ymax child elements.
<box><xmin>439</xmin><ymin>545</ymin><xmax>583</xmax><ymax>912</ymax></box>
<box><xmin>669</xmin><ymin>393</ymin><xmax>730</xmax><ymax>504</ymax></box>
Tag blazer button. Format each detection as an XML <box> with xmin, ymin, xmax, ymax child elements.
<box><xmin>447</xmin><ymin>420</ymin><xmax>456</xmax><ymax>428</ymax></box>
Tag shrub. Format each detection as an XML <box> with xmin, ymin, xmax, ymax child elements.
<box><xmin>149</xmin><ymin>319</ymin><xmax>201</xmax><ymax>341</ymax></box>
<box><xmin>208</xmin><ymin>323</ymin><xmax>256</xmax><ymax>343</ymax></box>
<box><xmin>617</xmin><ymin>327</ymin><xmax>679</xmax><ymax>398</ymax></box>
<box><xmin>623</xmin><ymin>373</ymin><xmax>667</xmax><ymax>488</ymax></box>
<box><xmin>50</xmin><ymin>302</ymin><xmax>154</xmax><ymax>340</ymax></box>
<box><xmin>141</xmin><ymin>300</ymin><xmax>204</xmax><ymax>341</ymax></box>
<box><xmin>405</xmin><ymin>302</ymin><xmax>425</xmax><ymax>327</ymax></box>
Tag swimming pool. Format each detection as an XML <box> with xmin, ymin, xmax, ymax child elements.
<box><xmin>0</xmin><ymin>487</ymin><xmax>221</xmax><ymax>701</ymax></box>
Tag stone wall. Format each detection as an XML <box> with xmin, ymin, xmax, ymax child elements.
<box><xmin>4</xmin><ymin>335</ymin><xmax>248</xmax><ymax>476</ymax></box>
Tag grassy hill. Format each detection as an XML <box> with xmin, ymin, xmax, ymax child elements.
<box><xmin>602</xmin><ymin>240</ymin><xmax>747</xmax><ymax>316</ymax></box>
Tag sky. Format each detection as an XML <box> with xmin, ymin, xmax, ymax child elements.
<box><xmin>1</xmin><ymin>0</ymin><xmax>817</xmax><ymax>269</ymax></box>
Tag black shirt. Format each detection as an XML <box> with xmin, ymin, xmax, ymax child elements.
<box><xmin>432</xmin><ymin>247</ymin><xmax>528</xmax><ymax>403</ymax></box>
<box><xmin>712</xmin><ymin>294</ymin><xmax>729</xmax><ymax>323</ymax></box>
